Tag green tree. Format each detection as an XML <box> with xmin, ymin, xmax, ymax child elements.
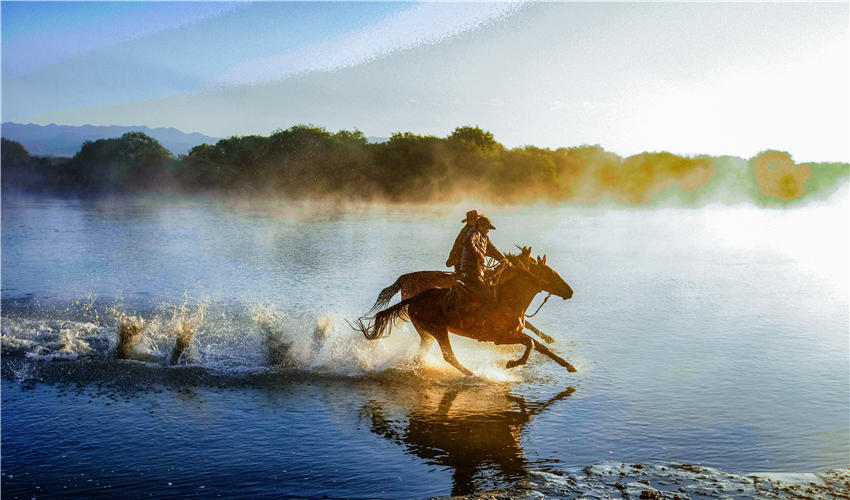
<box><xmin>71</xmin><ymin>132</ymin><xmax>173</xmax><ymax>192</ymax></box>
<box><xmin>555</xmin><ymin>145</ymin><xmax>622</xmax><ymax>204</ymax></box>
<box><xmin>444</xmin><ymin>126</ymin><xmax>504</xmax><ymax>193</ymax></box>
<box><xmin>1</xmin><ymin>138</ymin><xmax>31</xmax><ymax>165</ymax></box>
<box><xmin>373</xmin><ymin>132</ymin><xmax>446</xmax><ymax>200</ymax></box>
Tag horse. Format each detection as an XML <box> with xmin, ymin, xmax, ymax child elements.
<box><xmin>368</xmin><ymin>250</ymin><xmax>557</xmax><ymax>344</ymax></box>
<box><xmin>355</xmin><ymin>248</ymin><xmax>577</xmax><ymax>376</ymax></box>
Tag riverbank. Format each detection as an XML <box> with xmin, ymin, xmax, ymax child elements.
<box><xmin>445</xmin><ymin>462</ymin><xmax>850</xmax><ymax>499</ymax></box>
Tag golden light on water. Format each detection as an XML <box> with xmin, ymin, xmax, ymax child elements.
<box><xmin>705</xmin><ymin>190</ymin><xmax>849</xmax><ymax>302</ymax></box>
<box><xmin>418</xmin><ymin>335</ymin><xmax>524</xmax><ymax>383</ymax></box>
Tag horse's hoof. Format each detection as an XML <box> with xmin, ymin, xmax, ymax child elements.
<box><xmin>505</xmin><ymin>361</ymin><xmax>519</xmax><ymax>369</ymax></box>
<box><xmin>567</xmin><ymin>364</ymin><xmax>578</xmax><ymax>373</ymax></box>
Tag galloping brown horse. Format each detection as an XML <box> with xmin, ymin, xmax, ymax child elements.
<box><xmin>368</xmin><ymin>253</ymin><xmax>557</xmax><ymax>344</ymax></box>
<box><xmin>355</xmin><ymin>248</ymin><xmax>577</xmax><ymax>376</ymax></box>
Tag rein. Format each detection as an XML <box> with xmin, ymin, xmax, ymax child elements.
<box><xmin>485</xmin><ymin>261</ymin><xmax>508</xmax><ymax>286</ymax></box>
<box><xmin>525</xmin><ymin>292</ymin><xmax>551</xmax><ymax>318</ymax></box>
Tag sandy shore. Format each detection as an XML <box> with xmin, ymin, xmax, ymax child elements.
<box><xmin>442</xmin><ymin>462</ymin><xmax>850</xmax><ymax>499</ymax></box>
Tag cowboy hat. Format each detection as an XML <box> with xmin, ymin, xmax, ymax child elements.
<box><xmin>475</xmin><ymin>216</ymin><xmax>495</xmax><ymax>230</ymax></box>
<box><xmin>461</xmin><ymin>210</ymin><xmax>480</xmax><ymax>223</ymax></box>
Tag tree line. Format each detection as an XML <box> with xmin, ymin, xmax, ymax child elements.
<box><xmin>2</xmin><ymin>125</ymin><xmax>847</xmax><ymax>205</ymax></box>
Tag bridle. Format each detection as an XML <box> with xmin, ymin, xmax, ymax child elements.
<box><xmin>490</xmin><ymin>258</ymin><xmax>554</xmax><ymax>319</ymax></box>
<box><xmin>524</xmin><ymin>266</ymin><xmax>553</xmax><ymax>318</ymax></box>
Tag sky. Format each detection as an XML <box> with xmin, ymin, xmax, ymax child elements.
<box><xmin>1</xmin><ymin>1</ymin><xmax>848</xmax><ymax>162</ymax></box>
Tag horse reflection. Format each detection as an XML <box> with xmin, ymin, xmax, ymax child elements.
<box><xmin>361</xmin><ymin>385</ymin><xmax>574</xmax><ymax>496</ymax></box>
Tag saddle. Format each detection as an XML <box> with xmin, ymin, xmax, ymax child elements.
<box><xmin>441</xmin><ymin>280</ymin><xmax>490</xmax><ymax>332</ymax></box>
<box><xmin>442</xmin><ymin>281</ymin><xmax>474</xmax><ymax>315</ymax></box>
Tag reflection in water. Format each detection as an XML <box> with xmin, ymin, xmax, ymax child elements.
<box><xmin>361</xmin><ymin>384</ymin><xmax>575</xmax><ymax>495</ymax></box>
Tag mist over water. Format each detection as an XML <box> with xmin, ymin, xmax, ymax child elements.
<box><xmin>2</xmin><ymin>190</ymin><xmax>848</xmax><ymax>497</ymax></box>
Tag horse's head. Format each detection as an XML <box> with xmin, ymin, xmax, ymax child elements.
<box><xmin>502</xmin><ymin>246</ymin><xmax>573</xmax><ymax>299</ymax></box>
<box><xmin>522</xmin><ymin>248</ymin><xmax>573</xmax><ymax>300</ymax></box>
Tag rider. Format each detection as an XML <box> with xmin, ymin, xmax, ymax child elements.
<box><xmin>446</xmin><ymin>210</ymin><xmax>481</xmax><ymax>274</ymax></box>
<box><xmin>459</xmin><ymin>215</ymin><xmax>504</xmax><ymax>316</ymax></box>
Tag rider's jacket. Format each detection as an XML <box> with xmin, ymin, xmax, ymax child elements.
<box><xmin>446</xmin><ymin>225</ymin><xmax>474</xmax><ymax>269</ymax></box>
<box><xmin>460</xmin><ymin>228</ymin><xmax>503</xmax><ymax>278</ymax></box>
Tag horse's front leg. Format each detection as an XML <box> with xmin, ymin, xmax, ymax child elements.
<box><xmin>532</xmin><ymin>338</ymin><xmax>578</xmax><ymax>373</ymax></box>
<box><xmin>506</xmin><ymin>336</ymin><xmax>534</xmax><ymax>369</ymax></box>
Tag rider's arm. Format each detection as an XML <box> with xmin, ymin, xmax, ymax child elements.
<box><xmin>486</xmin><ymin>242</ymin><xmax>505</xmax><ymax>261</ymax></box>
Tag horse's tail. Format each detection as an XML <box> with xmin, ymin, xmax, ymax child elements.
<box><xmin>369</xmin><ymin>274</ymin><xmax>407</xmax><ymax>313</ymax></box>
<box><xmin>355</xmin><ymin>296</ymin><xmax>416</xmax><ymax>340</ymax></box>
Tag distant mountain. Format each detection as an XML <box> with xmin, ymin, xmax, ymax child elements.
<box><xmin>0</xmin><ymin>122</ymin><xmax>221</xmax><ymax>157</ymax></box>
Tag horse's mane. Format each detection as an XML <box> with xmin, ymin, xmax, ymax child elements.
<box><xmin>486</xmin><ymin>247</ymin><xmax>537</xmax><ymax>286</ymax></box>
<box><xmin>503</xmin><ymin>252</ymin><xmax>531</xmax><ymax>270</ymax></box>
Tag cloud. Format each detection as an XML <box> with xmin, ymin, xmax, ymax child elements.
<box><xmin>205</xmin><ymin>2</ymin><xmax>525</xmax><ymax>89</ymax></box>
<box><xmin>1</xmin><ymin>2</ymin><xmax>244</xmax><ymax>78</ymax></box>
<box><xmin>581</xmin><ymin>101</ymin><xmax>617</xmax><ymax>110</ymax></box>
<box><xmin>18</xmin><ymin>2</ymin><xmax>847</xmax><ymax>162</ymax></box>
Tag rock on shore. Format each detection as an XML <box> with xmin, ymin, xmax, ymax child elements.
<box><xmin>441</xmin><ymin>462</ymin><xmax>850</xmax><ymax>500</ymax></box>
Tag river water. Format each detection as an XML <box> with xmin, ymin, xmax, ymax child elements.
<box><xmin>2</xmin><ymin>192</ymin><xmax>848</xmax><ymax>498</ymax></box>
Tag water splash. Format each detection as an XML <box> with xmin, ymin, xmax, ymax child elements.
<box><xmin>165</xmin><ymin>300</ymin><xmax>206</xmax><ymax>365</ymax></box>
<box><xmin>1</xmin><ymin>298</ymin><xmax>547</xmax><ymax>383</ymax></box>
<box><xmin>2</xmin><ymin>317</ymin><xmax>101</xmax><ymax>360</ymax></box>
<box><xmin>111</xmin><ymin>310</ymin><xmax>146</xmax><ymax>360</ymax></box>
<box><xmin>249</xmin><ymin>303</ymin><xmax>420</xmax><ymax>375</ymax></box>
<box><xmin>57</xmin><ymin>328</ymin><xmax>93</xmax><ymax>358</ymax></box>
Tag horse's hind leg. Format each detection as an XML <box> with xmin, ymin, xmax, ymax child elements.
<box><xmin>412</xmin><ymin>319</ymin><xmax>435</xmax><ymax>366</ymax></box>
<box><xmin>506</xmin><ymin>337</ymin><xmax>534</xmax><ymax>369</ymax></box>
<box><xmin>431</xmin><ymin>328</ymin><xmax>472</xmax><ymax>376</ymax></box>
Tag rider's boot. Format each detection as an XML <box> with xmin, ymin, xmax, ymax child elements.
<box><xmin>475</xmin><ymin>301</ymin><xmax>495</xmax><ymax>336</ymax></box>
